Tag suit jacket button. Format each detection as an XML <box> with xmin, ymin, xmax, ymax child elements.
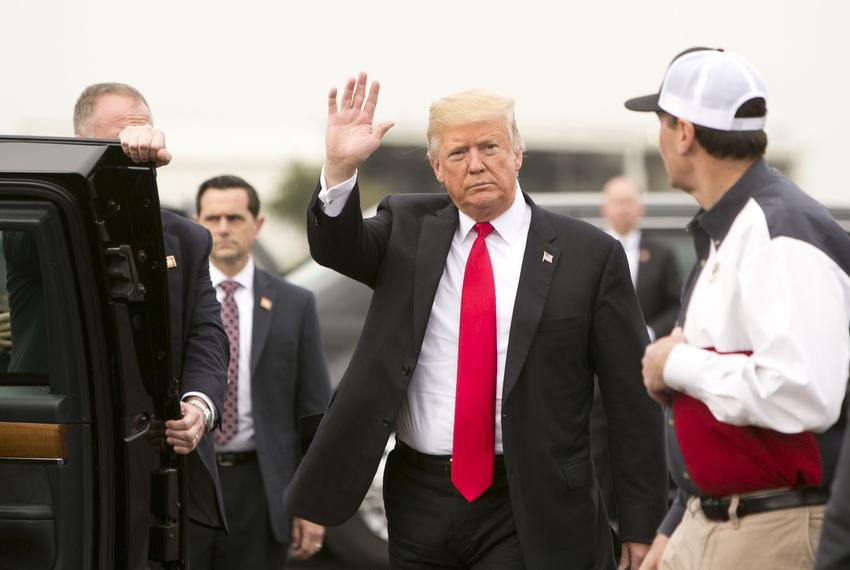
<box><xmin>382</xmin><ymin>417</ymin><xmax>391</xmax><ymax>427</ymax></box>
<box><xmin>401</xmin><ymin>366</ymin><xmax>411</xmax><ymax>376</ymax></box>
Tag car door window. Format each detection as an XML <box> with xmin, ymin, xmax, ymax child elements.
<box><xmin>1</xmin><ymin>229</ymin><xmax>50</xmax><ymax>381</ymax></box>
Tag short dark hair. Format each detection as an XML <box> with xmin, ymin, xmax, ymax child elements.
<box><xmin>661</xmin><ymin>97</ymin><xmax>768</xmax><ymax>160</ymax></box>
<box><xmin>196</xmin><ymin>175</ymin><xmax>261</xmax><ymax>218</ymax></box>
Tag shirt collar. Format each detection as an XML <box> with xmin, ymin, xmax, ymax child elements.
<box><xmin>606</xmin><ymin>228</ymin><xmax>641</xmax><ymax>249</ymax></box>
<box><xmin>687</xmin><ymin>159</ymin><xmax>768</xmax><ymax>244</ymax></box>
<box><xmin>457</xmin><ymin>182</ymin><xmax>527</xmax><ymax>245</ymax></box>
<box><xmin>209</xmin><ymin>256</ymin><xmax>255</xmax><ymax>293</ymax></box>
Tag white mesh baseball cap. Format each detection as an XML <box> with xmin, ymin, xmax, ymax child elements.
<box><xmin>625</xmin><ymin>48</ymin><xmax>768</xmax><ymax>132</ymax></box>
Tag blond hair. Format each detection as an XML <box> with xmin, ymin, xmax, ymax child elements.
<box><xmin>73</xmin><ymin>82</ymin><xmax>151</xmax><ymax>136</ymax></box>
<box><xmin>426</xmin><ymin>89</ymin><xmax>524</xmax><ymax>159</ymax></box>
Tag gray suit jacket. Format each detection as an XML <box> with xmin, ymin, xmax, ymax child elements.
<box><xmin>249</xmin><ymin>266</ymin><xmax>331</xmax><ymax>542</ymax></box>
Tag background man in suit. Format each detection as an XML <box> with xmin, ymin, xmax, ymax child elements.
<box><xmin>601</xmin><ymin>176</ymin><xmax>681</xmax><ymax>340</ymax></box>
<box><xmin>592</xmin><ymin>176</ymin><xmax>682</xmax><ymax>525</ymax></box>
<box><xmin>74</xmin><ymin>83</ymin><xmax>230</xmax><ymax>532</ymax></box>
<box><xmin>191</xmin><ymin>175</ymin><xmax>331</xmax><ymax>568</ymax></box>
<box><xmin>285</xmin><ymin>73</ymin><xmax>667</xmax><ymax>569</ymax></box>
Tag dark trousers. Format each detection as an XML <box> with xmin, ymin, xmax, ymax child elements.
<box><xmin>189</xmin><ymin>457</ymin><xmax>287</xmax><ymax>570</ymax></box>
<box><xmin>383</xmin><ymin>444</ymin><xmax>525</xmax><ymax>569</ymax></box>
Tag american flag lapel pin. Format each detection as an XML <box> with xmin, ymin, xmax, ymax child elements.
<box><xmin>166</xmin><ymin>255</ymin><xmax>177</xmax><ymax>269</ymax></box>
<box><xmin>542</xmin><ymin>251</ymin><xmax>554</xmax><ymax>264</ymax></box>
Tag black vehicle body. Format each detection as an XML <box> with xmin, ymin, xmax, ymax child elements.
<box><xmin>0</xmin><ymin>136</ymin><xmax>187</xmax><ymax>569</ymax></box>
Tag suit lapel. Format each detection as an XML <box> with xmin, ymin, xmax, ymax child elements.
<box><xmin>163</xmin><ymin>227</ymin><xmax>184</xmax><ymax>377</ymax></box>
<box><xmin>412</xmin><ymin>202</ymin><xmax>458</xmax><ymax>350</ymax></box>
<box><xmin>503</xmin><ymin>198</ymin><xmax>559</xmax><ymax>402</ymax></box>
<box><xmin>251</xmin><ymin>268</ymin><xmax>273</xmax><ymax>377</ymax></box>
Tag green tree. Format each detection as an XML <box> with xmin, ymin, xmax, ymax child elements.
<box><xmin>270</xmin><ymin>161</ymin><xmax>392</xmax><ymax>224</ymax></box>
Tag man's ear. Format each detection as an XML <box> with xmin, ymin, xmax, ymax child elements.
<box><xmin>678</xmin><ymin>120</ymin><xmax>697</xmax><ymax>155</ymax></box>
<box><xmin>430</xmin><ymin>158</ymin><xmax>444</xmax><ymax>184</ymax></box>
<box><xmin>513</xmin><ymin>146</ymin><xmax>523</xmax><ymax>172</ymax></box>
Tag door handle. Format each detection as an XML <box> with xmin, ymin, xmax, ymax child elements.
<box><xmin>123</xmin><ymin>413</ymin><xmax>151</xmax><ymax>443</ymax></box>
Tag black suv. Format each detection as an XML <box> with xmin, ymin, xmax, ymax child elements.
<box><xmin>0</xmin><ymin>136</ymin><xmax>190</xmax><ymax>569</ymax></box>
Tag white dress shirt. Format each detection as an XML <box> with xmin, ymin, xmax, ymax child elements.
<box><xmin>605</xmin><ymin>228</ymin><xmax>641</xmax><ymax>287</ymax></box>
<box><xmin>210</xmin><ymin>257</ymin><xmax>257</xmax><ymax>452</ymax></box>
<box><xmin>318</xmin><ymin>171</ymin><xmax>531</xmax><ymax>454</ymax></box>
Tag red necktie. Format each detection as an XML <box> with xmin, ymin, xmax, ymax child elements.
<box><xmin>452</xmin><ymin>222</ymin><xmax>497</xmax><ymax>502</ymax></box>
<box><xmin>214</xmin><ymin>280</ymin><xmax>240</xmax><ymax>445</ymax></box>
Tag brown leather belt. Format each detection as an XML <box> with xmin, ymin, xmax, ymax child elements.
<box><xmin>700</xmin><ymin>487</ymin><xmax>828</xmax><ymax>522</ymax></box>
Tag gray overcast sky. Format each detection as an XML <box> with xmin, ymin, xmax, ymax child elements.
<box><xmin>3</xmin><ymin>0</ymin><xmax>849</xmax><ymax>206</ymax></box>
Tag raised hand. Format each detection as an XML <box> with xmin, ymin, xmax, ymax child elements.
<box><xmin>325</xmin><ymin>72</ymin><xmax>394</xmax><ymax>187</ymax></box>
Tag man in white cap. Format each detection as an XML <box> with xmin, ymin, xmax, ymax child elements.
<box><xmin>627</xmin><ymin>47</ymin><xmax>850</xmax><ymax>569</ymax></box>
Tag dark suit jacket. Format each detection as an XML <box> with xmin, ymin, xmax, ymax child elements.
<box><xmin>635</xmin><ymin>236</ymin><xmax>681</xmax><ymax>338</ymax></box>
<box><xmin>161</xmin><ymin>211</ymin><xmax>229</xmax><ymax>529</ymax></box>
<box><xmin>249</xmin><ymin>267</ymin><xmax>331</xmax><ymax>542</ymax></box>
<box><xmin>816</xmin><ymin>405</ymin><xmax>850</xmax><ymax>570</ymax></box>
<box><xmin>285</xmin><ymin>186</ymin><xmax>667</xmax><ymax>569</ymax></box>
<box><xmin>590</xmin><ymin>235</ymin><xmax>681</xmax><ymax>523</ymax></box>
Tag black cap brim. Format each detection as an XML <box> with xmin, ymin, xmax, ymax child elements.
<box><xmin>624</xmin><ymin>93</ymin><xmax>661</xmax><ymax>112</ymax></box>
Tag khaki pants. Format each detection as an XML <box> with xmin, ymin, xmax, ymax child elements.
<box><xmin>661</xmin><ymin>496</ymin><xmax>824</xmax><ymax>570</ymax></box>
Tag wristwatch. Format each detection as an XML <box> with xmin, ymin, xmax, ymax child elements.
<box><xmin>185</xmin><ymin>398</ymin><xmax>214</xmax><ymax>433</ymax></box>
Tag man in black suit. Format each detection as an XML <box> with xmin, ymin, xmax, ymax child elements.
<box><xmin>284</xmin><ymin>73</ymin><xmax>667</xmax><ymax>569</ymax></box>
<box><xmin>191</xmin><ymin>175</ymin><xmax>331</xmax><ymax>568</ymax></box>
<box><xmin>601</xmin><ymin>176</ymin><xmax>681</xmax><ymax>340</ymax></box>
<box><xmin>816</xmin><ymin>404</ymin><xmax>850</xmax><ymax>570</ymax></box>
<box><xmin>592</xmin><ymin>177</ymin><xmax>682</xmax><ymax>524</ymax></box>
<box><xmin>74</xmin><ymin>83</ymin><xmax>230</xmax><ymax>531</ymax></box>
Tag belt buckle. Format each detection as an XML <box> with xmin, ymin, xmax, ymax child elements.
<box><xmin>700</xmin><ymin>498</ymin><xmax>729</xmax><ymax>521</ymax></box>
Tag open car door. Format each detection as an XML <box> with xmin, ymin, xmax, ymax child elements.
<box><xmin>0</xmin><ymin>136</ymin><xmax>187</xmax><ymax>569</ymax></box>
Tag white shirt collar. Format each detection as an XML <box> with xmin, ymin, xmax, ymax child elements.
<box><xmin>606</xmin><ymin>228</ymin><xmax>641</xmax><ymax>250</ymax></box>
<box><xmin>457</xmin><ymin>182</ymin><xmax>526</xmax><ymax>245</ymax></box>
<box><xmin>209</xmin><ymin>256</ymin><xmax>255</xmax><ymax>293</ymax></box>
